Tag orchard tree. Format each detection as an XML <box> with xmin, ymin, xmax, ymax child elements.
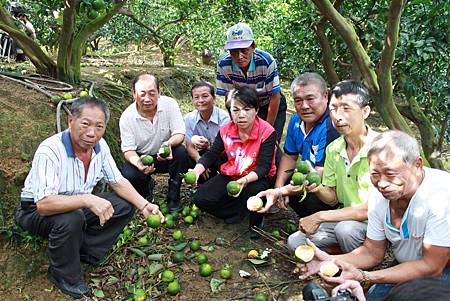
<box><xmin>0</xmin><ymin>0</ymin><xmax>127</xmax><ymax>83</ymax></box>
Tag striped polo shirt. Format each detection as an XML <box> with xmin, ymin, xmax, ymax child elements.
<box><xmin>21</xmin><ymin>129</ymin><xmax>123</xmax><ymax>202</ymax></box>
<box><xmin>216</xmin><ymin>48</ymin><xmax>281</xmax><ymax>107</ymax></box>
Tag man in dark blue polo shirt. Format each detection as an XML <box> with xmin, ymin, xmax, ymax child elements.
<box><xmin>258</xmin><ymin>72</ymin><xmax>340</xmax><ymax>217</ymax></box>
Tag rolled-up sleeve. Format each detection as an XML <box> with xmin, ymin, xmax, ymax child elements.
<box><xmin>100</xmin><ymin>140</ymin><xmax>124</xmax><ymax>184</ymax></box>
<box><xmin>119</xmin><ymin>114</ymin><xmax>137</xmax><ymax>153</ymax></box>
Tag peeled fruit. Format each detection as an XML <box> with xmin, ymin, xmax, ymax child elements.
<box><xmin>306</xmin><ymin>172</ymin><xmax>321</xmax><ymax>186</ymax></box>
<box><xmin>294</xmin><ymin>244</ymin><xmax>315</xmax><ymax>263</ymax></box>
<box><xmin>133</xmin><ymin>288</ymin><xmax>146</xmax><ymax>301</ymax></box>
<box><xmin>172</xmin><ymin>230</ymin><xmax>183</xmax><ymax>241</ymax></box>
<box><xmin>142</xmin><ymin>155</ymin><xmax>154</xmax><ymax>166</ymax></box>
<box><xmin>184</xmin><ymin>171</ymin><xmax>197</xmax><ymax>185</ymax></box>
<box><xmin>226</xmin><ymin>181</ymin><xmax>241</xmax><ymax>195</ymax></box>
<box><xmin>219</xmin><ymin>267</ymin><xmax>232</xmax><ymax>279</ymax></box>
<box><xmin>158</xmin><ymin>145</ymin><xmax>170</xmax><ymax>158</ymax></box>
<box><xmin>79</xmin><ymin>90</ymin><xmax>88</xmax><ymax>97</ymax></box>
<box><xmin>247</xmin><ymin>196</ymin><xmax>264</xmax><ymax>212</ymax></box>
<box><xmin>247</xmin><ymin>249</ymin><xmax>259</xmax><ymax>259</ymax></box>
<box><xmin>51</xmin><ymin>95</ymin><xmax>62</xmax><ymax>104</ymax></box>
<box><xmin>161</xmin><ymin>270</ymin><xmax>175</xmax><ymax>283</ymax></box>
<box><xmin>167</xmin><ymin>281</ymin><xmax>181</xmax><ymax>296</ymax></box>
<box><xmin>292</xmin><ymin>172</ymin><xmax>306</xmax><ymax>186</ymax></box>
<box><xmin>196</xmin><ymin>253</ymin><xmax>208</xmax><ymax>264</ymax></box>
<box><xmin>189</xmin><ymin>239</ymin><xmax>201</xmax><ymax>251</ymax></box>
<box><xmin>320</xmin><ymin>261</ymin><xmax>340</xmax><ymax>277</ymax></box>
<box><xmin>199</xmin><ymin>263</ymin><xmax>213</xmax><ymax>277</ymax></box>
<box><xmin>63</xmin><ymin>92</ymin><xmax>73</xmax><ymax>100</ymax></box>
<box><xmin>295</xmin><ymin>160</ymin><xmax>310</xmax><ymax>174</ymax></box>
<box><xmin>254</xmin><ymin>292</ymin><xmax>269</xmax><ymax>301</ymax></box>
<box><xmin>146</xmin><ymin>214</ymin><xmax>161</xmax><ymax>228</ymax></box>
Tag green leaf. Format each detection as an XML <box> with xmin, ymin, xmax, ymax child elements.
<box><xmin>210</xmin><ymin>278</ymin><xmax>225</xmax><ymax>294</ymax></box>
<box><xmin>93</xmin><ymin>289</ymin><xmax>105</xmax><ymax>298</ymax></box>
<box><xmin>147</xmin><ymin>253</ymin><xmax>164</xmax><ymax>261</ymax></box>
<box><xmin>129</xmin><ymin>247</ymin><xmax>146</xmax><ymax>257</ymax></box>
<box><xmin>148</xmin><ymin>262</ymin><xmax>163</xmax><ymax>275</ymax></box>
<box><xmin>167</xmin><ymin>241</ymin><xmax>188</xmax><ymax>251</ymax></box>
<box><xmin>107</xmin><ymin>275</ymin><xmax>119</xmax><ymax>285</ymax></box>
<box><xmin>246</xmin><ymin>259</ymin><xmax>268</xmax><ymax>265</ymax></box>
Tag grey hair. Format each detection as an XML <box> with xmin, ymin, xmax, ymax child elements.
<box><xmin>368</xmin><ymin>130</ymin><xmax>420</xmax><ymax>165</ymax></box>
<box><xmin>290</xmin><ymin>72</ymin><xmax>327</xmax><ymax>96</ymax></box>
<box><xmin>70</xmin><ymin>96</ymin><xmax>111</xmax><ymax>124</ymax></box>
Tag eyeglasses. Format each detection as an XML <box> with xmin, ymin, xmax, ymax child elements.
<box><xmin>229</xmin><ymin>47</ymin><xmax>252</xmax><ymax>56</ymax></box>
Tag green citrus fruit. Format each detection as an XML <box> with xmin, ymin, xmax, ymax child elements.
<box><xmin>247</xmin><ymin>196</ymin><xmax>264</xmax><ymax>211</ymax></box>
<box><xmin>142</xmin><ymin>155</ymin><xmax>154</xmax><ymax>166</ymax></box>
<box><xmin>79</xmin><ymin>90</ymin><xmax>88</xmax><ymax>97</ymax></box>
<box><xmin>192</xmin><ymin>204</ymin><xmax>199</xmax><ymax>211</ymax></box>
<box><xmin>51</xmin><ymin>95</ymin><xmax>61</xmax><ymax>104</ymax></box>
<box><xmin>172</xmin><ymin>230</ymin><xmax>183</xmax><ymax>241</ymax></box>
<box><xmin>165</xmin><ymin>217</ymin><xmax>175</xmax><ymax>228</ymax></box>
<box><xmin>160</xmin><ymin>206</ymin><xmax>170</xmax><ymax>215</ymax></box>
<box><xmin>87</xmin><ymin>10</ymin><xmax>99</xmax><ymax>20</ymax></box>
<box><xmin>167</xmin><ymin>281</ymin><xmax>181</xmax><ymax>296</ymax></box>
<box><xmin>184</xmin><ymin>171</ymin><xmax>197</xmax><ymax>185</ymax></box>
<box><xmin>292</xmin><ymin>172</ymin><xmax>306</xmax><ymax>186</ymax></box>
<box><xmin>226</xmin><ymin>181</ymin><xmax>241</xmax><ymax>195</ymax></box>
<box><xmin>295</xmin><ymin>160</ymin><xmax>310</xmax><ymax>174</ymax></box>
<box><xmin>199</xmin><ymin>263</ymin><xmax>213</xmax><ymax>277</ymax></box>
<box><xmin>158</xmin><ymin>145</ymin><xmax>170</xmax><ymax>158</ymax></box>
<box><xmin>184</xmin><ymin>215</ymin><xmax>194</xmax><ymax>225</ymax></box>
<box><xmin>254</xmin><ymin>292</ymin><xmax>268</xmax><ymax>301</ymax></box>
<box><xmin>294</xmin><ymin>244</ymin><xmax>315</xmax><ymax>263</ymax></box>
<box><xmin>181</xmin><ymin>206</ymin><xmax>191</xmax><ymax>216</ymax></box>
<box><xmin>137</xmin><ymin>236</ymin><xmax>148</xmax><ymax>246</ymax></box>
<box><xmin>286</xmin><ymin>220</ymin><xmax>297</xmax><ymax>234</ymax></box>
<box><xmin>196</xmin><ymin>253</ymin><xmax>208</xmax><ymax>264</ymax></box>
<box><xmin>123</xmin><ymin>227</ymin><xmax>132</xmax><ymax>237</ymax></box>
<box><xmin>172</xmin><ymin>251</ymin><xmax>184</xmax><ymax>263</ymax></box>
<box><xmin>146</xmin><ymin>214</ymin><xmax>161</xmax><ymax>228</ymax></box>
<box><xmin>133</xmin><ymin>288</ymin><xmax>146</xmax><ymax>301</ymax></box>
<box><xmin>161</xmin><ymin>270</ymin><xmax>175</xmax><ymax>283</ymax></box>
<box><xmin>92</xmin><ymin>0</ymin><xmax>105</xmax><ymax>11</ymax></box>
<box><xmin>306</xmin><ymin>172</ymin><xmax>321</xmax><ymax>186</ymax></box>
<box><xmin>190</xmin><ymin>210</ymin><xmax>199</xmax><ymax>219</ymax></box>
<box><xmin>189</xmin><ymin>239</ymin><xmax>201</xmax><ymax>251</ymax></box>
<box><xmin>271</xmin><ymin>229</ymin><xmax>281</xmax><ymax>239</ymax></box>
<box><xmin>219</xmin><ymin>267</ymin><xmax>232</xmax><ymax>279</ymax></box>
<box><xmin>63</xmin><ymin>92</ymin><xmax>73</xmax><ymax>100</ymax></box>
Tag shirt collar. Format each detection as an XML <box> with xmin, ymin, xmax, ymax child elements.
<box><xmin>231</xmin><ymin>53</ymin><xmax>256</xmax><ymax>73</ymax></box>
<box><xmin>195</xmin><ymin>107</ymin><xmax>221</xmax><ymax>125</ymax></box>
<box><xmin>62</xmin><ymin>129</ymin><xmax>100</xmax><ymax>157</ymax></box>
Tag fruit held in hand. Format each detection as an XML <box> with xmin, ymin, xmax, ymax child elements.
<box><xmin>226</xmin><ymin>181</ymin><xmax>241</xmax><ymax>195</ymax></box>
<box><xmin>142</xmin><ymin>155</ymin><xmax>154</xmax><ymax>166</ymax></box>
<box><xmin>306</xmin><ymin>172</ymin><xmax>321</xmax><ymax>186</ymax></box>
<box><xmin>294</xmin><ymin>244</ymin><xmax>315</xmax><ymax>263</ymax></box>
<box><xmin>184</xmin><ymin>171</ymin><xmax>197</xmax><ymax>184</ymax></box>
<box><xmin>158</xmin><ymin>145</ymin><xmax>170</xmax><ymax>158</ymax></box>
<box><xmin>320</xmin><ymin>261</ymin><xmax>340</xmax><ymax>277</ymax></box>
<box><xmin>295</xmin><ymin>160</ymin><xmax>310</xmax><ymax>174</ymax></box>
<box><xmin>146</xmin><ymin>214</ymin><xmax>161</xmax><ymax>228</ymax></box>
<box><xmin>292</xmin><ymin>172</ymin><xmax>306</xmax><ymax>185</ymax></box>
<box><xmin>247</xmin><ymin>196</ymin><xmax>264</xmax><ymax>211</ymax></box>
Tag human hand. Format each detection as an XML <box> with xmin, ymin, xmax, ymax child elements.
<box><xmin>332</xmin><ymin>280</ymin><xmax>366</xmax><ymax>301</ymax></box>
<box><xmin>157</xmin><ymin>142</ymin><xmax>173</xmax><ymax>161</ymax></box>
<box><xmin>191</xmin><ymin>135</ymin><xmax>209</xmax><ymax>150</ymax></box>
<box><xmin>88</xmin><ymin>195</ymin><xmax>115</xmax><ymax>226</ymax></box>
<box><xmin>299</xmin><ymin>213</ymin><xmax>321</xmax><ymax>236</ymax></box>
<box><xmin>256</xmin><ymin>188</ymin><xmax>281</xmax><ymax>213</ymax></box>
<box><xmin>141</xmin><ymin>202</ymin><xmax>165</xmax><ymax>223</ymax></box>
<box><xmin>229</xmin><ymin>178</ymin><xmax>246</xmax><ymax>198</ymax></box>
<box><xmin>138</xmin><ymin>155</ymin><xmax>155</xmax><ymax>175</ymax></box>
<box><xmin>319</xmin><ymin>260</ymin><xmax>363</xmax><ymax>289</ymax></box>
<box><xmin>296</xmin><ymin>238</ymin><xmax>333</xmax><ymax>280</ymax></box>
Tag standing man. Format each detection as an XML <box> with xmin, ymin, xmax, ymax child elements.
<box><xmin>216</xmin><ymin>22</ymin><xmax>287</xmax><ymax>142</ymax></box>
<box><xmin>258</xmin><ymin>72</ymin><xmax>340</xmax><ymax>217</ymax></box>
<box><xmin>120</xmin><ymin>74</ymin><xmax>189</xmax><ymax>212</ymax></box>
<box><xmin>184</xmin><ymin>81</ymin><xmax>230</xmax><ymax>181</ymax></box>
<box><xmin>16</xmin><ymin>97</ymin><xmax>164</xmax><ymax>299</ymax></box>
<box><xmin>279</xmin><ymin>81</ymin><xmax>378</xmax><ymax>253</ymax></box>
<box><xmin>298</xmin><ymin>131</ymin><xmax>450</xmax><ymax>301</ymax></box>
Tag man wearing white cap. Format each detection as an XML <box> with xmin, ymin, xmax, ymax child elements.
<box><xmin>216</xmin><ymin>22</ymin><xmax>287</xmax><ymax>144</ymax></box>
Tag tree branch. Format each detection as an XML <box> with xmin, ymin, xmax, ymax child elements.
<box><xmin>118</xmin><ymin>8</ymin><xmax>161</xmax><ymax>42</ymax></box>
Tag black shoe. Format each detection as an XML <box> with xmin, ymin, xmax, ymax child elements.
<box><xmin>47</xmin><ymin>267</ymin><xmax>90</xmax><ymax>299</ymax></box>
<box><xmin>167</xmin><ymin>199</ymin><xmax>182</xmax><ymax>212</ymax></box>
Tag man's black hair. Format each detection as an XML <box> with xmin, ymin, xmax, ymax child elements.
<box><xmin>383</xmin><ymin>277</ymin><xmax>450</xmax><ymax>301</ymax></box>
<box><xmin>330</xmin><ymin>80</ymin><xmax>370</xmax><ymax>107</ymax></box>
<box><xmin>191</xmin><ymin>81</ymin><xmax>215</xmax><ymax>97</ymax></box>
<box><xmin>71</xmin><ymin>96</ymin><xmax>110</xmax><ymax>124</ymax></box>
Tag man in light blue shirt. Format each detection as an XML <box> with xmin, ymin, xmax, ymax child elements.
<box><xmin>184</xmin><ymin>81</ymin><xmax>230</xmax><ymax>180</ymax></box>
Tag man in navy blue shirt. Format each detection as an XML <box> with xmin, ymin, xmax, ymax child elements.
<box><xmin>258</xmin><ymin>72</ymin><xmax>340</xmax><ymax>217</ymax></box>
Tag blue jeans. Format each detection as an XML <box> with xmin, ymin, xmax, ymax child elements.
<box><xmin>366</xmin><ymin>262</ymin><xmax>450</xmax><ymax>301</ymax></box>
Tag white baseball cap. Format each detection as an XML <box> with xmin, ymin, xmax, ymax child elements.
<box><xmin>224</xmin><ymin>23</ymin><xmax>254</xmax><ymax>50</ymax></box>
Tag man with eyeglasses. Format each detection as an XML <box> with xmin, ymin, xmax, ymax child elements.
<box><xmin>216</xmin><ymin>23</ymin><xmax>287</xmax><ymax>144</ymax></box>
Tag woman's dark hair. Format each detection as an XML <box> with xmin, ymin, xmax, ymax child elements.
<box><xmin>383</xmin><ymin>277</ymin><xmax>450</xmax><ymax>301</ymax></box>
<box><xmin>71</xmin><ymin>96</ymin><xmax>110</xmax><ymax>124</ymax></box>
<box><xmin>191</xmin><ymin>81</ymin><xmax>215</xmax><ymax>97</ymax></box>
<box><xmin>227</xmin><ymin>86</ymin><xmax>259</xmax><ymax>111</ymax></box>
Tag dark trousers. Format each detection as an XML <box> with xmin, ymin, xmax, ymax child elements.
<box><xmin>289</xmin><ymin>191</ymin><xmax>339</xmax><ymax>218</ymax></box>
<box><xmin>121</xmin><ymin>144</ymin><xmax>189</xmax><ymax>201</ymax></box>
<box><xmin>258</xmin><ymin>93</ymin><xmax>287</xmax><ymax>142</ymax></box>
<box><xmin>15</xmin><ymin>193</ymin><xmax>135</xmax><ymax>285</ymax></box>
<box><xmin>193</xmin><ymin>174</ymin><xmax>270</xmax><ymax>227</ymax></box>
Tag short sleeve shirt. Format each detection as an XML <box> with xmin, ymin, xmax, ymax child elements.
<box><xmin>21</xmin><ymin>129</ymin><xmax>123</xmax><ymax>202</ymax></box>
<box><xmin>367</xmin><ymin>167</ymin><xmax>450</xmax><ymax>263</ymax></box>
<box><xmin>283</xmin><ymin>110</ymin><xmax>339</xmax><ymax>167</ymax></box>
<box><xmin>184</xmin><ymin>106</ymin><xmax>230</xmax><ymax>145</ymax></box>
<box><xmin>216</xmin><ymin>48</ymin><xmax>281</xmax><ymax>107</ymax></box>
<box><xmin>322</xmin><ymin>128</ymin><xmax>379</xmax><ymax>207</ymax></box>
<box><xmin>119</xmin><ymin>96</ymin><xmax>185</xmax><ymax>155</ymax></box>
